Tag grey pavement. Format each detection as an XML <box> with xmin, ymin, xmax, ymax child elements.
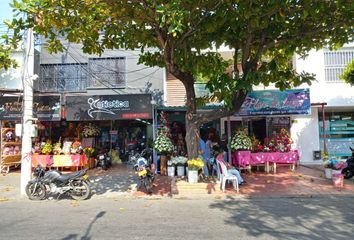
<box><xmin>0</xmin><ymin>195</ymin><xmax>354</xmax><ymax>240</ymax></box>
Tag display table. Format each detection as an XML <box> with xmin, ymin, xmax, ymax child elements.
<box><xmin>232</xmin><ymin>151</ymin><xmax>299</xmax><ymax>174</ymax></box>
<box><xmin>32</xmin><ymin>154</ymin><xmax>88</xmax><ymax>169</ymax></box>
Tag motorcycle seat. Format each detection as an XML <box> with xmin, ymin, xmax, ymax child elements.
<box><xmin>58</xmin><ymin>169</ymin><xmax>87</xmax><ymax>182</ymax></box>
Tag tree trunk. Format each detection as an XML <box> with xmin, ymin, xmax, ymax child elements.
<box><xmin>185</xmin><ymin>117</ymin><xmax>200</xmax><ymax>159</ymax></box>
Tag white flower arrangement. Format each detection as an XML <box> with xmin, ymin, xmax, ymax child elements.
<box><xmin>170</xmin><ymin>156</ymin><xmax>188</xmax><ymax>166</ymax></box>
<box><xmin>230</xmin><ymin>129</ymin><xmax>252</xmax><ymax>151</ymax></box>
<box><xmin>153</xmin><ymin>131</ymin><xmax>174</xmax><ymax>154</ymax></box>
<box><xmin>82</xmin><ymin>123</ymin><xmax>101</xmax><ymax>138</ymax></box>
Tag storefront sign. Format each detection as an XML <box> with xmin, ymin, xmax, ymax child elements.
<box><xmin>66</xmin><ymin>94</ymin><xmax>152</xmax><ymax>121</ymax></box>
<box><xmin>237</xmin><ymin>89</ymin><xmax>310</xmax><ymax>116</ymax></box>
<box><xmin>0</xmin><ymin>96</ymin><xmax>61</xmax><ymax>121</ymax></box>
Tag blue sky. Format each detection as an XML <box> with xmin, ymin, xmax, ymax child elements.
<box><xmin>0</xmin><ymin>0</ymin><xmax>13</xmax><ymax>24</ymax></box>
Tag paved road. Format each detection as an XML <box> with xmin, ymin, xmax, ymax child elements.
<box><xmin>0</xmin><ymin>195</ymin><xmax>353</xmax><ymax>240</ymax></box>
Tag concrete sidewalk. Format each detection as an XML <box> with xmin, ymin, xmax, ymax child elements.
<box><xmin>1</xmin><ymin>164</ymin><xmax>354</xmax><ymax>202</ymax></box>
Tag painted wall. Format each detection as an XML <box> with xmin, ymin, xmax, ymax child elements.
<box><xmin>39</xmin><ymin>42</ymin><xmax>165</xmax><ymax>104</ymax></box>
<box><xmin>0</xmin><ymin>51</ymin><xmax>24</xmax><ymax>90</ymax></box>
<box><xmin>291</xmin><ymin>108</ymin><xmax>321</xmax><ymax>164</ymax></box>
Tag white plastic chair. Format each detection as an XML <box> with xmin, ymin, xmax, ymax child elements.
<box><xmin>217</xmin><ymin>160</ymin><xmax>239</xmax><ymax>193</ymax></box>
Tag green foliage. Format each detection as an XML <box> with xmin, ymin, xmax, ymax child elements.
<box><xmin>341</xmin><ymin>59</ymin><xmax>354</xmax><ymax>85</ymax></box>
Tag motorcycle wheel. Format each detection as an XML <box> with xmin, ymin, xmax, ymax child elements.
<box><xmin>144</xmin><ymin>177</ymin><xmax>153</xmax><ymax>194</ymax></box>
<box><xmin>70</xmin><ymin>180</ymin><xmax>91</xmax><ymax>200</ymax></box>
<box><xmin>25</xmin><ymin>182</ymin><xmax>46</xmax><ymax>200</ymax></box>
<box><xmin>342</xmin><ymin>167</ymin><xmax>354</xmax><ymax>179</ymax></box>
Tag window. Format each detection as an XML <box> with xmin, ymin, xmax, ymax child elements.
<box><xmin>38</xmin><ymin>63</ymin><xmax>87</xmax><ymax>92</ymax></box>
<box><xmin>87</xmin><ymin>57</ymin><xmax>126</xmax><ymax>88</ymax></box>
<box><xmin>324</xmin><ymin>50</ymin><xmax>354</xmax><ymax>83</ymax></box>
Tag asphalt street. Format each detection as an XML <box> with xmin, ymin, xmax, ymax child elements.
<box><xmin>0</xmin><ymin>195</ymin><xmax>353</xmax><ymax>240</ymax></box>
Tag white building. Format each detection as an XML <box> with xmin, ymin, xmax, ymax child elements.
<box><xmin>292</xmin><ymin>45</ymin><xmax>354</xmax><ymax>164</ymax></box>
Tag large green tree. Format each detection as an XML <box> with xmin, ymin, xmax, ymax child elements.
<box><xmin>1</xmin><ymin>0</ymin><xmax>353</xmax><ymax>158</ymax></box>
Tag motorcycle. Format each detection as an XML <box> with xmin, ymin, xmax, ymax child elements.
<box><xmin>133</xmin><ymin>148</ymin><xmax>154</xmax><ymax>194</ymax></box>
<box><xmin>25</xmin><ymin>165</ymin><xmax>91</xmax><ymax>200</ymax></box>
<box><xmin>342</xmin><ymin>147</ymin><xmax>354</xmax><ymax>179</ymax></box>
<box><xmin>97</xmin><ymin>149</ymin><xmax>111</xmax><ymax>170</ymax></box>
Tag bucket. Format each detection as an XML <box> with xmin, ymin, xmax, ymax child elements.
<box><xmin>188</xmin><ymin>170</ymin><xmax>198</xmax><ymax>183</ymax></box>
<box><xmin>324</xmin><ymin>168</ymin><xmax>332</xmax><ymax>179</ymax></box>
<box><xmin>332</xmin><ymin>173</ymin><xmax>344</xmax><ymax>188</ymax></box>
<box><xmin>177</xmin><ymin>166</ymin><xmax>185</xmax><ymax>176</ymax></box>
<box><xmin>167</xmin><ymin>166</ymin><xmax>175</xmax><ymax>177</ymax></box>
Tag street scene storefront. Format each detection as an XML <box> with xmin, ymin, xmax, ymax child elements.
<box><xmin>220</xmin><ymin>89</ymin><xmax>310</xmax><ymax>173</ymax></box>
<box><xmin>0</xmin><ymin>94</ymin><xmax>153</xmax><ymax>173</ymax></box>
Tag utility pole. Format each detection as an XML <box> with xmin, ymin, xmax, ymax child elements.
<box><xmin>20</xmin><ymin>28</ymin><xmax>36</xmax><ymax>196</ymax></box>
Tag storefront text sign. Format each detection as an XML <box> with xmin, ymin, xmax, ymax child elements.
<box><xmin>237</xmin><ymin>89</ymin><xmax>310</xmax><ymax>116</ymax></box>
<box><xmin>0</xmin><ymin>96</ymin><xmax>61</xmax><ymax>120</ymax></box>
<box><xmin>66</xmin><ymin>94</ymin><xmax>152</xmax><ymax>121</ymax></box>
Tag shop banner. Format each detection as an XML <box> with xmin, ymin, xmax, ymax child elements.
<box><xmin>65</xmin><ymin>94</ymin><xmax>152</xmax><ymax>121</ymax></box>
<box><xmin>237</xmin><ymin>89</ymin><xmax>310</xmax><ymax>116</ymax></box>
<box><xmin>0</xmin><ymin>96</ymin><xmax>61</xmax><ymax>121</ymax></box>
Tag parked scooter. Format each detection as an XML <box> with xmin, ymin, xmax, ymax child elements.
<box><xmin>133</xmin><ymin>148</ymin><xmax>154</xmax><ymax>194</ymax></box>
<box><xmin>342</xmin><ymin>147</ymin><xmax>354</xmax><ymax>179</ymax></box>
<box><xmin>26</xmin><ymin>165</ymin><xmax>91</xmax><ymax>200</ymax></box>
<box><xmin>97</xmin><ymin>149</ymin><xmax>111</xmax><ymax>170</ymax></box>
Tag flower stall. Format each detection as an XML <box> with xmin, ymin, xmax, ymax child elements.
<box><xmin>231</xmin><ymin>128</ymin><xmax>299</xmax><ymax>174</ymax></box>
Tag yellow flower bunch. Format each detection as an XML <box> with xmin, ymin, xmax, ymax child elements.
<box><xmin>187</xmin><ymin>157</ymin><xmax>204</xmax><ymax>171</ymax></box>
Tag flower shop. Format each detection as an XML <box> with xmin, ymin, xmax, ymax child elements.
<box><xmin>29</xmin><ymin>94</ymin><xmax>154</xmax><ymax>171</ymax></box>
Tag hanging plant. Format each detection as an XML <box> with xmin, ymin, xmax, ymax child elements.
<box><xmin>82</xmin><ymin>123</ymin><xmax>101</xmax><ymax>137</ymax></box>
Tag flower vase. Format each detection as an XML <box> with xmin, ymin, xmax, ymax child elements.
<box><xmin>167</xmin><ymin>166</ymin><xmax>175</xmax><ymax>177</ymax></box>
<box><xmin>177</xmin><ymin>166</ymin><xmax>185</xmax><ymax>176</ymax></box>
<box><xmin>160</xmin><ymin>154</ymin><xmax>168</xmax><ymax>176</ymax></box>
<box><xmin>324</xmin><ymin>168</ymin><xmax>332</xmax><ymax>179</ymax></box>
<box><xmin>188</xmin><ymin>169</ymin><xmax>198</xmax><ymax>183</ymax></box>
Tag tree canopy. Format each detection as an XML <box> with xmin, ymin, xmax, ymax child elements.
<box><xmin>1</xmin><ymin>0</ymin><xmax>353</xmax><ymax>157</ymax></box>
<box><xmin>341</xmin><ymin>59</ymin><xmax>354</xmax><ymax>85</ymax></box>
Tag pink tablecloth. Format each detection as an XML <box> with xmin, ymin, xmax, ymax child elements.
<box><xmin>232</xmin><ymin>151</ymin><xmax>299</xmax><ymax>167</ymax></box>
<box><xmin>32</xmin><ymin>154</ymin><xmax>88</xmax><ymax>167</ymax></box>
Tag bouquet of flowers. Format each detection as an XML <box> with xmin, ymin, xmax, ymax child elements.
<box><xmin>324</xmin><ymin>159</ymin><xmax>346</xmax><ymax>170</ymax></box>
<box><xmin>187</xmin><ymin>157</ymin><xmax>204</xmax><ymax>171</ymax></box>
<box><xmin>82</xmin><ymin>123</ymin><xmax>101</xmax><ymax>138</ymax></box>
<box><xmin>230</xmin><ymin>129</ymin><xmax>252</xmax><ymax>151</ymax></box>
<box><xmin>264</xmin><ymin>128</ymin><xmax>293</xmax><ymax>152</ymax></box>
<box><xmin>41</xmin><ymin>142</ymin><xmax>53</xmax><ymax>155</ymax></box>
<box><xmin>170</xmin><ymin>156</ymin><xmax>188</xmax><ymax>166</ymax></box>
<box><xmin>53</xmin><ymin>138</ymin><xmax>62</xmax><ymax>155</ymax></box>
<box><xmin>153</xmin><ymin>129</ymin><xmax>174</xmax><ymax>154</ymax></box>
<box><xmin>71</xmin><ymin>139</ymin><xmax>82</xmax><ymax>154</ymax></box>
<box><xmin>83</xmin><ymin>147</ymin><xmax>95</xmax><ymax>158</ymax></box>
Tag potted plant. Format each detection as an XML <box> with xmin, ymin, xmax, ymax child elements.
<box><xmin>187</xmin><ymin>157</ymin><xmax>204</xmax><ymax>183</ymax></box>
<box><xmin>153</xmin><ymin>128</ymin><xmax>174</xmax><ymax>176</ymax></box>
<box><xmin>53</xmin><ymin>138</ymin><xmax>62</xmax><ymax>155</ymax></box>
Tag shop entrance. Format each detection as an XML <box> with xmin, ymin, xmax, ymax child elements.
<box><xmin>249</xmin><ymin>118</ymin><xmax>267</xmax><ymax>144</ymax></box>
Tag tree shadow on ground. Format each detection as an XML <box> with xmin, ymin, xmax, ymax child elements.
<box><xmin>209</xmin><ymin>195</ymin><xmax>354</xmax><ymax>240</ymax></box>
<box><xmin>61</xmin><ymin>211</ymin><xmax>106</xmax><ymax>240</ymax></box>
<box><xmin>88</xmin><ymin>164</ymin><xmax>138</xmax><ymax>196</ymax></box>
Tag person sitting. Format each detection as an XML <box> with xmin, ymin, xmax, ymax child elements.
<box><xmin>214</xmin><ymin>146</ymin><xmax>246</xmax><ymax>185</ymax></box>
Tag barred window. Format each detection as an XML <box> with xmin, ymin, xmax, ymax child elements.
<box><xmin>38</xmin><ymin>63</ymin><xmax>87</xmax><ymax>92</ymax></box>
<box><xmin>324</xmin><ymin>50</ymin><xmax>354</xmax><ymax>83</ymax></box>
<box><xmin>88</xmin><ymin>57</ymin><xmax>126</xmax><ymax>88</ymax></box>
